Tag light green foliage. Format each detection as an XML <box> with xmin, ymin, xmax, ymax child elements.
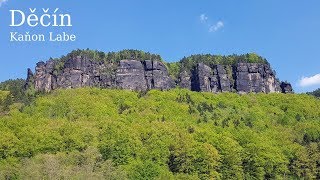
<box><xmin>1</xmin><ymin>147</ymin><xmax>127</xmax><ymax>179</ymax></box>
<box><xmin>0</xmin><ymin>79</ymin><xmax>35</xmax><ymax>109</ymax></box>
<box><xmin>167</xmin><ymin>62</ymin><xmax>181</xmax><ymax>81</ymax></box>
<box><xmin>0</xmin><ymin>91</ymin><xmax>11</xmax><ymax>113</ymax></box>
<box><xmin>0</xmin><ymin>88</ymin><xmax>320</xmax><ymax>179</ymax></box>
<box><xmin>0</xmin><ymin>91</ymin><xmax>10</xmax><ymax>105</ymax></box>
<box><xmin>0</xmin><ymin>79</ymin><xmax>25</xmax><ymax>103</ymax></box>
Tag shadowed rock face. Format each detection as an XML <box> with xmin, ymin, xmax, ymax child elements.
<box><xmin>178</xmin><ymin>62</ymin><xmax>290</xmax><ymax>94</ymax></box>
<box><xmin>280</xmin><ymin>82</ymin><xmax>293</xmax><ymax>94</ymax></box>
<box><xmin>235</xmin><ymin>63</ymin><xmax>281</xmax><ymax>93</ymax></box>
<box><xmin>31</xmin><ymin>57</ymin><xmax>175</xmax><ymax>92</ymax></box>
<box><xmin>27</xmin><ymin>56</ymin><xmax>292</xmax><ymax>94</ymax></box>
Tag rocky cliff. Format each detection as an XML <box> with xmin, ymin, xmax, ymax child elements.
<box><xmin>26</xmin><ymin>54</ymin><xmax>293</xmax><ymax>94</ymax></box>
<box><xmin>180</xmin><ymin>62</ymin><xmax>283</xmax><ymax>94</ymax></box>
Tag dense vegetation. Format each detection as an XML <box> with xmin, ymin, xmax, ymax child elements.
<box><xmin>167</xmin><ymin>53</ymin><xmax>268</xmax><ymax>81</ymax></box>
<box><xmin>0</xmin><ymin>91</ymin><xmax>10</xmax><ymax>114</ymax></box>
<box><xmin>0</xmin><ymin>87</ymin><xmax>320</xmax><ymax>179</ymax></box>
<box><xmin>0</xmin><ymin>50</ymin><xmax>315</xmax><ymax>179</ymax></box>
<box><xmin>307</xmin><ymin>88</ymin><xmax>320</xmax><ymax>98</ymax></box>
<box><xmin>0</xmin><ymin>79</ymin><xmax>35</xmax><ymax>108</ymax></box>
<box><xmin>0</xmin><ymin>79</ymin><xmax>25</xmax><ymax>103</ymax></box>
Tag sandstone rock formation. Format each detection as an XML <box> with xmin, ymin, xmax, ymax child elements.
<box><xmin>26</xmin><ymin>55</ymin><xmax>293</xmax><ymax>94</ymax></box>
<box><xmin>178</xmin><ymin>62</ymin><xmax>284</xmax><ymax>94</ymax></box>
<box><xmin>280</xmin><ymin>82</ymin><xmax>293</xmax><ymax>94</ymax></box>
<box><xmin>31</xmin><ymin>56</ymin><xmax>174</xmax><ymax>92</ymax></box>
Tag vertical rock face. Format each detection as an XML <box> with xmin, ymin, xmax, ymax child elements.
<box><xmin>179</xmin><ymin>71</ymin><xmax>192</xmax><ymax>90</ymax></box>
<box><xmin>190</xmin><ymin>63</ymin><xmax>230</xmax><ymax>93</ymax></box>
<box><xmin>144</xmin><ymin>60</ymin><xmax>175</xmax><ymax>90</ymax></box>
<box><xmin>30</xmin><ymin>57</ymin><xmax>175</xmax><ymax>92</ymax></box>
<box><xmin>27</xmin><ymin>56</ymin><xmax>292</xmax><ymax>94</ymax></box>
<box><xmin>191</xmin><ymin>63</ymin><xmax>213</xmax><ymax>92</ymax></box>
<box><xmin>178</xmin><ymin>62</ymin><xmax>290</xmax><ymax>94</ymax></box>
<box><xmin>24</xmin><ymin>68</ymin><xmax>34</xmax><ymax>89</ymax></box>
<box><xmin>235</xmin><ymin>63</ymin><xmax>281</xmax><ymax>93</ymax></box>
<box><xmin>34</xmin><ymin>61</ymin><xmax>54</xmax><ymax>92</ymax></box>
<box><xmin>280</xmin><ymin>82</ymin><xmax>293</xmax><ymax>94</ymax></box>
<box><xmin>116</xmin><ymin>60</ymin><xmax>148</xmax><ymax>91</ymax></box>
<box><xmin>216</xmin><ymin>65</ymin><xmax>232</xmax><ymax>92</ymax></box>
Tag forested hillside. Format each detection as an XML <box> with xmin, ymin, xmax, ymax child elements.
<box><xmin>308</xmin><ymin>88</ymin><xmax>320</xmax><ymax>98</ymax></box>
<box><xmin>0</xmin><ymin>88</ymin><xmax>319</xmax><ymax>179</ymax></box>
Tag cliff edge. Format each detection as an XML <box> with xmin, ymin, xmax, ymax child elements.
<box><xmin>25</xmin><ymin>50</ymin><xmax>293</xmax><ymax>94</ymax></box>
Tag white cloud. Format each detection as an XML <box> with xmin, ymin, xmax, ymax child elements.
<box><xmin>209</xmin><ymin>21</ymin><xmax>224</xmax><ymax>32</ymax></box>
<box><xmin>199</xmin><ymin>14</ymin><xmax>224</xmax><ymax>32</ymax></box>
<box><xmin>0</xmin><ymin>0</ymin><xmax>8</xmax><ymax>7</ymax></box>
<box><xmin>298</xmin><ymin>74</ymin><xmax>320</xmax><ymax>87</ymax></box>
<box><xmin>200</xmin><ymin>14</ymin><xmax>208</xmax><ymax>23</ymax></box>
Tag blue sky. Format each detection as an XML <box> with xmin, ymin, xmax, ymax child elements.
<box><xmin>0</xmin><ymin>0</ymin><xmax>320</xmax><ymax>92</ymax></box>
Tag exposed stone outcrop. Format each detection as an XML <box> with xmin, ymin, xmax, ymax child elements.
<box><xmin>144</xmin><ymin>60</ymin><xmax>175</xmax><ymax>90</ymax></box>
<box><xmin>116</xmin><ymin>60</ymin><xmax>147</xmax><ymax>90</ymax></box>
<box><xmin>30</xmin><ymin>56</ymin><xmax>174</xmax><ymax>92</ymax></box>
<box><xmin>178</xmin><ymin>62</ymin><xmax>290</xmax><ymax>94</ymax></box>
<box><xmin>27</xmin><ymin>56</ymin><xmax>293</xmax><ymax>94</ymax></box>
<box><xmin>235</xmin><ymin>63</ymin><xmax>281</xmax><ymax>93</ymax></box>
<box><xmin>280</xmin><ymin>82</ymin><xmax>293</xmax><ymax>94</ymax></box>
<box><xmin>24</xmin><ymin>68</ymin><xmax>34</xmax><ymax>90</ymax></box>
<box><xmin>189</xmin><ymin>63</ymin><xmax>232</xmax><ymax>93</ymax></box>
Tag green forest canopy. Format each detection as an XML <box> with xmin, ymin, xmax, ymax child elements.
<box><xmin>1</xmin><ymin>49</ymin><xmax>317</xmax><ymax>179</ymax></box>
<box><xmin>52</xmin><ymin>49</ymin><xmax>267</xmax><ymax>64</ymax></box>
<box><xmin>0</xmin><ymin>88</ymin><xmax>320</xmax><ymax>179</ymax></box>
